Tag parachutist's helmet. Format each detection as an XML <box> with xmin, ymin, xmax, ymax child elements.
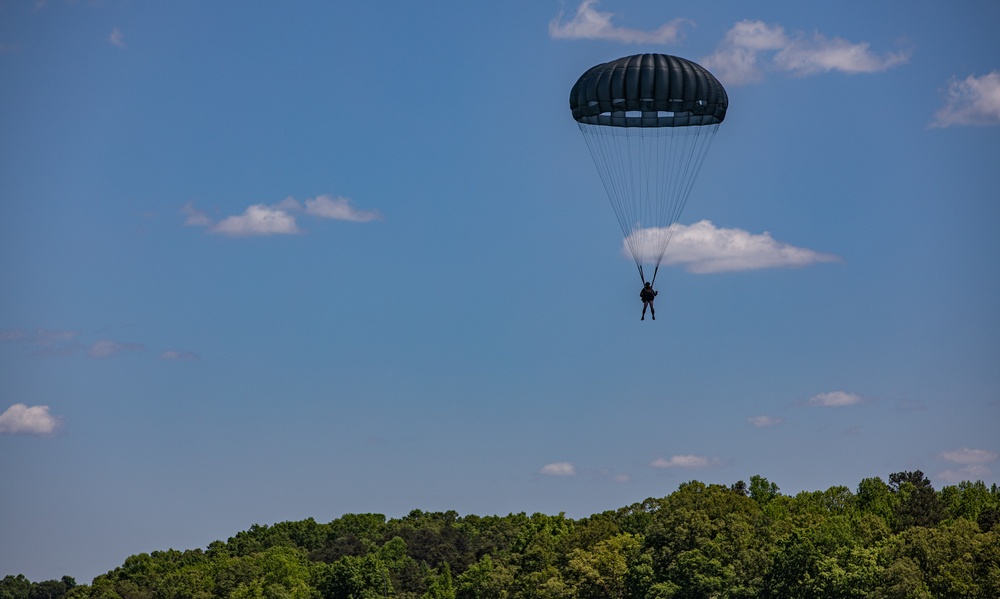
<box><xmin>644</xmin><ymin>282</ymin><xmax>652</xmax><ymax>288</ymax></box>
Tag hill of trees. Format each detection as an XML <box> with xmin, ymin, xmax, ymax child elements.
<box><xmin>4</xmin><ymin>471</ymin><xmax>999</xmax><ymax>599</ymax></box>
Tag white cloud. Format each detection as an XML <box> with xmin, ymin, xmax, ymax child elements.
<box><xmin>941</xmin><ymin>448</ymin><xmax>999</xmax><ymax>465</ymax></box>
<box><xmin>305</xmin><ymin>195</ymin><xmax>382</xmax><ymax>222</ymax></box>
<box><xmin>0</xmin><ymin>403</ymin><xmax>60</xmax><ymax>435</ymax></box>
<box><xmin>701</xmin><ymin>21</ymin><xmax>788</xmax><ymax>85</ymax></box>
<box><xmin>549</xmin><ymin>0</ymin><xmax>688</xmax><ymax>45</ymax></box>
<box><xmin>650</xmin><ymin>454</ymin><xmax>720</xmax><ymax>469</ymax></box>
<box><xmin>930</xmin><ymin>71</ymin><xmax>1000</xmax><ymax>128</ymax></box>
<box><xmin>807</xmin><ymin>391</ymin><xmax>862</xmax><ymax>407</ymax></box>
<box><xmin>540</xmin><ymin>461</ymin><xmax>576</xmax><ymax>476</ymax></box>
<box><xmin>747</xmin><ymin>415</ymin><xmax>783</xmax><ymax>427</ymax></box>
<box><xmin>187</xmin><ymin>195</ymin><xmax>381</xmax><ymax>236</ymax></box>
<box><xmin>109</xmin><ymin>28</ymin><xmax>125</xmax><ymax>49</ymax></box>
<box><xmin>774</xmin><ymin>34</ymin><xmax>908</xmax><ymax>77</ymax></box>
<box><xmin>627</xmin><ymin>220</ymin><xmax>839</xmax><ymax>274</ymax></box>
<box><xmin>211</xmin><ymin>204</ymin><xmax>301</xmax><ymax>237</ymax></box>
<box><xmin>702</xmin><ymin>20</ymin><xmax>908</xmax><ymax>86</ymax></box>
<box><xmin>88</xmin><ymin>339</ymin><xmax>145</xmax><ymax>359</ymax></box>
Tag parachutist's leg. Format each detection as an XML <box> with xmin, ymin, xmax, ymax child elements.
<box><xmin>641</xmin><ymin>302</ymin><xmax>647</xmax><ymax>320</ymax></box>
<box><xmin>651</xmin><ymin>303</ymin><xmax>655</xmax><ymax>320</ymax></box>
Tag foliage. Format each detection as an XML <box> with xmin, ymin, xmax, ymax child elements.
<box><xmin>11</xmin><ymin>472</ymin><xmax>1000</xmax><ymax>599</ymax></box>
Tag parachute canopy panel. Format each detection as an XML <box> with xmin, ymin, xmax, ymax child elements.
<box><xmin>570</xmin><ymin>54</ymin><xmax>728</xmax><ymax>127</ymax></box>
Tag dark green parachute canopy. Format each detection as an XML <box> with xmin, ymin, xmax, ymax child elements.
<box><xmin>570</xmin><ymin>53</ymin><xmax>728</xmax><ymax>127</ymax></box>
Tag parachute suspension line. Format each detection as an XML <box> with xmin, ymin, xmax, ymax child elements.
<box><xmin>578</xmin><ymin>122</ymin><xmax>720</xmax><ymax>279</ymax></box>
<box><xmin>672</xmin><ymin>124</ymin><xmax>719</xmax><ymax>229</ymax></box>
<box><xmin>579</xmin><ymin>123</ymin><xmax>645</xmax><ymax>273</ymax></box>
<box><xmin>651</xmin><ymin>124</ymin><xmax>721</xmax><ymax>271</ymax></box>
<box><xmin>654</xmin><ymin>125</ymin><xmax>682</xmax><ymax>267</ymax></box>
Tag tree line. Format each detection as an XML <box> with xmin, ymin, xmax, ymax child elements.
<box><xmin>4</xmin><ymin>471</ymin><xmax>999</xmax><ymax>599</ymax></box>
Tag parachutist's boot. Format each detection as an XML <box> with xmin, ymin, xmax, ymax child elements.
<box><xmin>651</xmin><ymin>309</ymin><xmax>655</xmax><ymax>320</ymax></box>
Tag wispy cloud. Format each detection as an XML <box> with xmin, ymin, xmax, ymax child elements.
<box><xmin>540</xmin><ymin>461</ymin><xmax>576</xmax><ymax>476</ymax></box>
<box><xmin>895</xmin><ymin>399</ymin><xmax>927</xmax><ymax>412</ymax></box>
<box><xmin>181</xmin><ymin>202</ymin><xmax>213</xmax><ymax>227</ymax></box>
<box><xmin>593</xmin><ymin>468</ymin><xmax>631</xmax><ymax>483</ymax></box>
<box><xmin>939</xmin><ymin>447</ymin><xmax>998</xmax><ymax>483</ymax></box>
<box><xmin>108</xmin><ymin>27</ymin><xmax>125</xmax><ymax>49</ymax></box>
<box><xmin>0</xmin><ymin>329</ymin><xmax>24</xmax><ymax>341</ymax></box>
<box><xmin>88</xmin><ymin>339</ymin><xmax>145</xmax><ymax>359</ymax></box>
<box><xmin>549</xmin><ymin>0</ymin><xmax>688</xmax><ymax>45</ymax></box>
<box><xmin>942</xmin><ymin>448</ymin><xmax>999</xmax><ymax>465</ymax></box>
<box><xmin>650</xmin><ymin>454</ymin><xmax>722</xmax><ymax>469</ymax></box>
<box><xmin>184</xmin><ymin>195</ymin><xmax>381</xmax><ymax>237</ymax></box>
<box><xmin>1</xmin><ymin>328</ymin><xmax>80</xmax><ymax>354</ymax></box>
<box><xmin>807</xmin><ymin>391</ymin><xmax>863</xmax><ymax>407</ymax></box>
<box><xmin>1</xmin><ymin>328</ymin><xmax>78</xmax><ymax>344</ymax></box>
<box><xmin>627</xmin><ymin>220</ymin><xmax>839</xmax><ymax>274</ymax></box>
<box><xmin>843</xmin><ymin>424</ymin><xmax>863</xmax><ymax>437</ymax></box>
<box><xmin>747</xmin><ymin>415</ymin><xmax>783</xmax><ymax>427</ymax></box>
<box><xmin>4</xmin><ymin>327</ymin><xmax>195</xmax><ymax>364</ymax></box>
<box><xmin>930</xmin><ymin>71</ymin><xmax>1000</xmax><ymax>128</ymax></box>
<box><xmin>0</xmin><ymin>404</ymin><xmax>61</xmax><ymax>435</ymax></box>
<box><xmin>159</xmin><ymin>350</ymin><xmax>198</xmax><ymax>361</ymax></box>
<box><xmin>702</xmin><ymin>20</ymin><xmax>909</xmax><ymax>86</ymax></box>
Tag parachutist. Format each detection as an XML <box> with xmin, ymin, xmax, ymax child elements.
<box><xmin>570</xmin><ymin>54</ymin><xmax>727</xmax><ymax>318</ymax></box>
<box><xmin>640</xmin><ymin>282</ymin><xmax>658</xmax><ymax>321</ymax></box>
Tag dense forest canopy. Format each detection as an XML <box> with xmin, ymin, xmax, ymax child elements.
<box><xmin>4</xmin><ymin>472</ymin><xmax>1000</xmax><ymax>599</ymax></box>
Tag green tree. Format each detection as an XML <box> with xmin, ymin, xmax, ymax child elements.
<box><xmin>0</xmin><ymin>576</ymin><xmax>31</xmax><ymax>599</ymax></box>
<box><xmin>889</xmin><ymin>471</ymin><xmax>945</xmax><ymax>530</ymax></box>
<box><xmin>422</xmin><ymin>563</ymin><xmax>455</xmax><ymax>599</ymax></box>
<box><xmin>855</xmin><ymin>477</ymin><xmax>897</xmax><ymax>529</ymax></box>
<box><xmin>874</xmin><ymin>557</ymin><xmax>933</xmax><ymax>599</ymax></box>
<box><xmin>880</xmin><ymin>518</ymin><xmax>993</xmax><ymax>598</ymax></box>
<box><xmin>645</xmin><ymin>481</ymin><xmax>769</xmax><ymax>597</ymax></box>
<box><xmin>749</xmin><ymin>475</ymin><xmax>780</xmax><ymax>506</ymax></box>
<box><xmin>28</xmin><ymin>578</ymin><xmax>75</xmax><ymax>599</ymax></box>
<box><xmin>565</xmin><ymin>533</ymin><xmax>644</xmax><ymax>599</ymax></box>
<box><xmin>455</xmin><ymin>555</ymin><xmax>514</xmax><ymax>599</ymax></box>
<box><xmin>941</xmin><ymin>480</ymin><xmax>995</xmax><ymax>523</ymax></box>
<box><xmin>218</xmin><ymin>546</ymin><xmax>317</xmax><ymax>599</ymax></box>
<box><xmin>978</xmin><ymin>507</ymin><xmax>1000</xmax><ymax>533</ymax></box>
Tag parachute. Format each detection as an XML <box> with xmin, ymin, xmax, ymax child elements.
<box><xmin>570</xmin><ymin>53</ymin><xmax>728</xmax><ymax>284</ymax></box>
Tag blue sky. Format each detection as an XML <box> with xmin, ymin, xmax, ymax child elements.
<box><xmin>2</xmin><ymin>0</ymin><xmax>999</xmax><ymax>583</ymax></box>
